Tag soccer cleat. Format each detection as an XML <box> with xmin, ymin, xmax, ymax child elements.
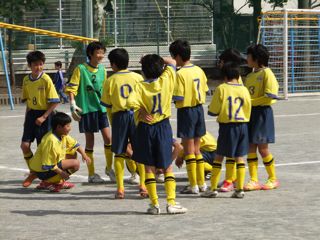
<box><xmin>244</xmin><ymin>180</ymin><xmax>262</xmax><ymax>191</ymax></box>
<box><xmin>22</xmin><ymin>172</ymin><xmax>37</xmax><ymax>187</ymax></box>
<box><xmin>155</xmin><ymin>173</ymin><xmax>165</xmax><ymax>183</ymax></box>
<box><xmin>180</xmin><ymin>185</ymin><xmax>199</xmax><ymax>194</ymax></box>
<box><xmin>47</xmin><ymin>183</ymin><xmax>62</xmax><ymax>193</ymax></box>
<box><xmin>147</xmin><ymin>204</ymin><xmax>161</xmax><ymax>215</ymax></box>
<box><xmin>125</xmin><ymin>173</ymin><xmax>140</xmax><ymax>185</ymax></box>
<box><xmin>199</xmin><ymin>183</ymin><xmax>208</xmax><ymax>192</ymax></box>
<box><xmin>200</xmin><ymin>189</ymin><xmax>219</xmax><ymax>198</ymax></box>
<box><xmin>261</xmin><ymin>179</ymin><xmax>280</xmax><ymax>190</ymax></box>
<box><xmin>36</xmin><ymin>181</ymin><xmax>51</xmax><ymax>190</ymax></box>
<box><xmin>60</xmin><ymin>181</ymin><xmax>75</xmax><ymax>189</ymax></box>
<box><xmin>115</xmin><ymin>189</ymin><xmax>125</xmax><ymax>199</ymax></box>
<box><xmin>88</xmin><ymin>173</ymin><xmax>106</xmax><ymax>184</ymax></box>
<box><xmin>231</xmin><ymin>190</ymin><xmax>245</xmax><ymax>199</ymax></box>
<box><xmin>105</xmin><ymin>169</ymin><xmax>116</xmax><ymax>183</ymax></box>
<box><xmin>139</xmin><ymin>186</ymin><xmax>148</xmax><ymax>198</ymax></box>
<box><xmin>166</xmin><ymin>203</ymin><xmax>188</xmax><ymax>214</ymax></box>
<box><xmin>220</xmin><ymin>180</ymin><xmax>234</xmax><ymax>192</ymax></box>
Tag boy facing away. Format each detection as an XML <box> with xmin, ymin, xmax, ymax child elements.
<box><xmin>127</xmin><ymin>54</ymin><xmax>187</xmax><ymax>215</ymax></box>
<box><xmin>202</xmin><ymin>62</ymin><xmax>251</xmax><ymax>199</ymax></box>
<box><xmin>53</xmin><ymin>61</ymin><xmax>69</xmax><ymax>103</ymax></box>
<box><xmin>29</xmin><ymin>112</ymin><xmax>91</xmax><ymax>192</ymax></box>
<box><xmin>65</xmin><ymin>41</ymin><xmax>115</xmax><ymax>184</ymax></box>
<box><xmin>21</xmin><ymin>51</ymin><xmax>60</xmax><ymax>188</ymax></box>
<box><xmin>169</xmin><ymin>39</ymin><xmax>209</xmax><ymax>194</ymax></box>
<box><xmin>101</xmin><ymin>48</ymin><xmax>147</xmax><ymax>199</ymax></box>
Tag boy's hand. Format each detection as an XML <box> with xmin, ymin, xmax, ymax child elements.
<box><xmin>82</xmin><ymin>154</ymin><xmax>91</xmax><ymax>165</ymax></box>
<box><xmin>70</xmin><ymin>100</ymin><xmax>82</xmax><ymax>121</ymax></box>
<box><xmin>35</xmin><ymin>115</ymin><xmax>47</xmax><ymax>126</ymax></box>
<box><xmin>175</xmin><ymin>157</ymin><xmax>184</xmax><ymax>168</ymax></box>
<box><xmin>59</xmin><ymin>170</ymin><xmax>70</xmax><ymax>180</ymax></box>
<box><xmin>138</xmin><ymin>108</ymin><xmax>153</xmax><ymax>122</ymax></box>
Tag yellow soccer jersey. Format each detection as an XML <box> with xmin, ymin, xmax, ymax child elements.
<box><xmin>127</xmin><ymin>65</ymin><xmax>176</xmax><ymax>124</ymax></box>
<box><xmin>173</xmin><ymin>64</ymin><xmax>209</xmax><ymax>108</ymax></box>
<box><xmin>65</xmin><ymin>63</ymin><xmax>107</xmax><ymax>96</ymax></box>
<box><xmin>200</xmin><ymin>131</ymin><xmax>217</xmax><ymax>152</ymax></box>
<box><xmin>101</xmin><ymin>70</ymin><xmax>143</xmax><ymax>113</ymax></box>
<box><xmin>29</xmin><ymin>132</ymin><xmax>78</xmax><ymax>172</ymax></box>
<box><xmin>245</xmin><ymin>67</ymin><xmax>279</xmax><ymax>106</ymax></box>
<box><xmin>208</xmin><ymin>82</ymin><xmax>251</xmax><ymax>123</ymax></box>
<box><xmin>65</xmin><ymin>135</ymin><xmax>80</xmax><ymax>155</ymax></box>
<box><xmin>238</xmin><ymin>76</ymin><xmax>243</xmax><ymax>85</ymax></box>
<box><xmin>22</xmin><ymin>72</ymin><xmax>60</xmax><ymax>110</ymax></box>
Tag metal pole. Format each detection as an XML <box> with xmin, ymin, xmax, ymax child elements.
<box><xmin>59</xmin><ymin>0</ymin><xmax>63</xmax><ymax>49</ymax></box>
<box><xmin>114</xmin><ymin>0</ymin><xmax>118</xmax><ymax>47</ymax></box>
<box><xmin>283</xmin><ymin>9</ymin><xmax>288</xmax><ymax>99</ymax></box>
<box><xmin>211</xmin><ymin>14</ymin><xmax>214</xmax><ymax>44</ymax></box>
<box><xmin>167</xmin><ymin>0</ymin><xmax>170</xmax><ymax>45</ymax></box>
<box><xmin>290</xmin><ymin>19</ymin><xmax>295</xmax><ymax>93</ymax></box>
<box><xmin>0</xmin><ymin>29</ymin><xmax>14</xmax><ymax>110</ymax></box>
<box><xmin>82</xmin><ymin>0</ymin><xmax>93</xmax><ymax>38</ymax></box>
<box><xmin>34</xmin><ymin>18</ymin><xmax>37</xmax><ymax>50</ymax></box>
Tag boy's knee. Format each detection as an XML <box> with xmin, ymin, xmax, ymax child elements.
<box><xmin>258</xmin><ymin>148</ymin><xmax>269</xmax><ymax>158</ymax></box>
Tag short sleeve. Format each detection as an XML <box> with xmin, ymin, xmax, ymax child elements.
<box><xmin>65</xmin><ymin>66</ymin><xmax>81</xmax><ymax>96</ymax></box>
<box><xmin>22</xmin><ymin>78</ymin><xmax>28</xmax><ymax>101</ymax></box>
<box><xmin>46</xmin><ymin>75</ymin><xmax>60</xmax><ymax>103</ymax></box>
<box><xmin>208</xmin><ymin>87</ymin><xmax>221</xmax><ymax>116</ymax></box>
<box><xmin>173</xmin><ymin>72</ymin><xmax>184</xmax><ymax>101</ymax></box>
<box><xmin>264</xmin><ymin>69</ymin><xmax>279</xmax><ymax>99</ymax></box>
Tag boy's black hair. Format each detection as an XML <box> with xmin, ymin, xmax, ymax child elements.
<box><xmin>86</xmin><ymin>41</ymin><xmax>106</xmax><ymax>60</ymax></box>
<box><xmin>141</xmin><ymin>54</ymin><xmax>164</xmax><ymax>79</ymax></box>
<box><xmin>221</xmin><ymin>62</ymin><xmax>240</xmax><ymax>81</ymax></box>
<box><xmin>247</xmin><ymin>44</ymin><xmax>269</xmax><ymax>67</ymax></box>
<box><xmin>108</xmin><ymin>48</ymin><xmax>129</xmax><ymax>70</ymax></box>
<box><xmin>54</xmin><ymin>61</ymin><xmax>62</xmax><ymax>68</ymax></box>
<box><xmin>169</xmin><ymin>39</ymin><xmax>191</xmax><ymax>61</ymax></box>
<box><xmin>26</xmin><ymin>51</ymin><xmax>46</xmax><ymax>65</ymax></box>
<box><xmin>51</xmin><ymin>112</ymin><xmax>72</xmax><ymax>131</ymax></box>
<box><xmin>219</xmin><ymin>48</ymin><xmax>242</xmax><ymax>65</ymax></box>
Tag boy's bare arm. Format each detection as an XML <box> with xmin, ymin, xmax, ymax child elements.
<box><xmin>35</xmin><ymin>102</ymin><xmax>59</xmax><ymax>126</ymax></box>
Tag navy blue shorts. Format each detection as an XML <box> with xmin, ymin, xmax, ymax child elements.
<box><xmin>134</xmin><ymin>118</ymin><xmax>173</xmax><ymax>169</ymax></box>
<box><xmin>201</xmin><ymin>150</ymin><xmax>216</xmax><ymax>166</ymax></box>
<box><xmin>36</xmin><ymin>161</ymin><xmax>63</xmax><ymax>180</ymax></box>
<box><xmin>111</xmin><ymin>111</ymin><xmax>136</xmax><ymax>154</ymax></box>
<box><xmin>22</xmin><ymin>110</ymin><xmax>53</xmax><ymax>145</ymax></box>
<box><xmin>216</xmin><ymin>123</ymin><xmax>249</xmax><ymax>158</ymax></box>
<box><xmin>79</xmin><ymin>111</ymin><xmax>109</xmax><ymax>133</ymax></box>
<box><xmin>248</xmin><ymin>106</ymin><xmax>275</xmax><ymax>144</ymax></box>
<box><xmin>177</xmin><ymin>104</ymin><xmax>206</xmax><ymax>138</ymax></box>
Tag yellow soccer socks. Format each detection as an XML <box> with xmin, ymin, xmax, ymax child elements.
<box><xmin>236</xmin><ymin>162</ymin><xmax>246</xmax><ymax>190</ymax></box>
<box><xmin>85</xmin><ymin>149</ymin><xmax>95</xmax><ymax>177</ymax></box>
<box><xmin>247</xmin><ymin>153</ymin><xmax>259</xmax><ymax>182</ymax></box>
<box><xmin>23</xmin><ymin>152</ymin><xmax>33</xmax><ymax>169</ymax></box>
<box><xmin>104</xmin><ymin>144</ymin><xmax>113</xmax><ymax>171</ymax></box>
<box><xmin>196</xmin><ymin>154</ymin><xmax>205</xmax><ymax>187</ymax></box>
<box><xmin>145</xmin><ymin>172</ymin><xmax>158</xmax><ymax>206</ymax></box>
<box><xmin>126</xmin><ymin>159</ymin><xmax>137</xmax><ymax>174</ymax></box>
<box><xmin>114</xmin><ymin>154</ymin><xmax>125</xmax><ymax>191</ymax></box>
<box><xmin>225</xmin><ymin>158</ymin><xmax>236</xmax><ymax>183</ymax></box>
<box><xmin>263</xmin><ymin>153</ymin><xmax>277</xmax><ymax>181</ymax></box>
<box><xmin>164</xmin><ymin>172</ymin><xmax>176</xmax><ymax>206</ymax></box>
<box><xmin>210</xmin><ymin>161</ymin><xmax>222</xmax><ymax>191</ymax></box>
<box><xmin>185</xmin><ymin>154</ymin><xmax>197</xmax><ymax>187</ymax></box>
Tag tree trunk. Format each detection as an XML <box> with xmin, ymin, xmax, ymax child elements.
<box><xmin>298</xmin><ymin>0</ymin><xmax>311</xmax><ymax>9</ymax></box>
<box><xmin>252</xmin><ymin>0</ymin><xmax>262</xmax><ymax>43</ymax></box>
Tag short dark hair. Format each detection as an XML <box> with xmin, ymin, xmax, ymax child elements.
<box><xmin>169</xmin><ymin>39</ymin><xmax>191</xmax><ymax>61</ymax></box>
<box><xmin>141</xmin><ymin>54</ymin><xmax>164</xmax><ymax>79</ymax></box>
<box><xmin>247</xmin><ymin>44</ymin><xmax>269</xmax><ymax>67</ymax></box>
<box><xmin>86</xmin><ymin>41</ymin><xmax>106</xmax><ymax>60</ymax></box>
<box><xmin>221</xmin><ymin>62</ymin><xmax>240</xmax><ymax>81</ymax></box>
<box><xmin>26</xmin><ymin>51</ymin><xmax>46</xmax><ymax>65</ymax></box>
<box><xmin>219</xmin><ymin>48</ymin><xmax>242</xmax><ymax>66</ymax></box>
<box><xmin>51</xmin><ymin>112</ymin><xmax>72</xmax><ymax>131</ymax></box>
<box><xmin>108</xmin><ymin>48</ymin><xmax>129</xmax><ymax>70</ymax></box>
<box><xmin>54</xmin><ymin>61</ymin><xmax>62</xmax><ymax>68</ymax></box>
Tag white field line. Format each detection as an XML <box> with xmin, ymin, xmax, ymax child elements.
<box><xmin>1</xmin><ymin>160</ymin><xmax>320</xmax><ymax>180</ymax></box>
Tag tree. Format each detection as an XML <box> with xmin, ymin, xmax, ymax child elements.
<box><xmin>0</xmin><ymin>0</ymin><xmax>48</xmax><ymax>87</ymax></box>
<box><xmin>298</xmin><ymin>0</ymin><xmax>311</xmax><ymax>8</ymax></box>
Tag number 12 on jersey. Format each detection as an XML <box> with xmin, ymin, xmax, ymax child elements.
<box><xmin>227</xmin><ymin>96</ymin><xmax>244</xmax><ymax>120</ymax></box>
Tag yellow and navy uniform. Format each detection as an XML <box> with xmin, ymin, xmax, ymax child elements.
<box><xmin>245</xmin><ymin>67</ymin><xmax>279</xmax><ymax>106</ymax></box>
<box><xmin>101</xmin><ymin>70</ymin><xmax>143</xmax><ymax>113</ymax></box>
<box><xmin>29</xmin><ymin>132</ymin><xmax>79</xmax><ymax>173</ymax></box>
<box><xmin>238</xmin><ymin>76</ymin><xmax>244</xmax><ymax>85</ymax></box>
<box><xmin>127</xmin><ymin>65</ymin><xmax>176</xmax><ymax>125</ymax></box>
<box><xmin>173</xmin><ymin>64</ymin><xmax>209</xmax><ymax>107</ymax></box>
<box><xmin>200</xmin><ymin>132</ymin><xmax>217</xmax><ymax>152</ymax></box>
<box><xmin>208</xmin><ymin>83</ymin><xmax>251</xmax><ymax>123</ymax></box>
<box><xmin>22</xmin><ymin>72</ymin><xmax>60</xmax><ymax>109</ymax></box>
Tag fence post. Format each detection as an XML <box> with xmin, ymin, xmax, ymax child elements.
<box><xmin>290</xmin><ymin>19</ymin><xmax>295</xmax><ymax>93</ymax></box>
<box><xmin>58</xmin><ymin>0</ymin><xmax>63</xmax><ymax>49</ymax></box>
<box><xmin>167</xmin><ymin>0</ymin><xmax>170</xmax><ymax>45</ymax></box>
<box><xmin>283</xmin><ymin>9</ymin><xmax>288</xmax><ymax>99</ymax></box>
<box><xmin>156</xmin><ymin>20</ymin><xmax>160</xmax><ymax>55</ymax></box>
<box><xmin>114</xmin><ymin>0</ymin><xmax>118</xmax><ymax>47</ymax></box>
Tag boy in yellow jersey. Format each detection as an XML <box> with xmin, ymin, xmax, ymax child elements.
<box><xmin>170</xmin><ymin>39</ymin><xmax>208</xmax><ymax>194</ymax></box>
<box><xmin>127</xmin><ymin>54</ymin><xmax>187</xmax><ymax>215</ymax></box>
<box><xmin>29</xmin><ymin>112</ymin><xmax>91</xmax><ymax>192</ymax></box>
<box><xmin>20</xmin><ymin>51</ymin><xmax>60</xmax><ymax>188</ymax></box>
<box><xmin>201</xmin><ymin>62</ymin><xmax>251</xmax><ymax>199</ymax></box>
<box><xmin>244</xmin><ymin>44</ymin><xmax>280</xmax><ymax>191</ymax></box>
<box><xmin>101</xmin><ymin>48</ymin><xmax>147</xmax><ymax>199</ymax></box>
<box><xmin>65</xmin><ymin>41</ymin><xmax>114</xmax><ymax>184</ymax></box>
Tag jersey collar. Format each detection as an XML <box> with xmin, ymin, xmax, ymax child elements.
<box><xmin>114</xmin><ymin>69</ymin><xmax>130</xmax><ymax>74</ymax></box>
<box><xmin>181</xmin><ymin>63</ymin><xmax>194</xmax><ymax>68</ymax></box>
<box><xmin>144</xmin><ymin>78</ymin><xmax>158</xmax><ymax>83</ymax></box>
<box><xmin>29</xmin><ymin>72</ymin><xmax>44</xmax><ymax>81</ymax></box>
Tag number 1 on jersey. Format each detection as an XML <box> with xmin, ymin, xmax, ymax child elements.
<box><xmin>151</xmin><ymin>93</ymin><xmax>162</xmax><ymax>114</ymax></box>
<box><xmin>194</xmin><ymin>78</ymin><xmax>201</xmax><ymax>101</ymax></box>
